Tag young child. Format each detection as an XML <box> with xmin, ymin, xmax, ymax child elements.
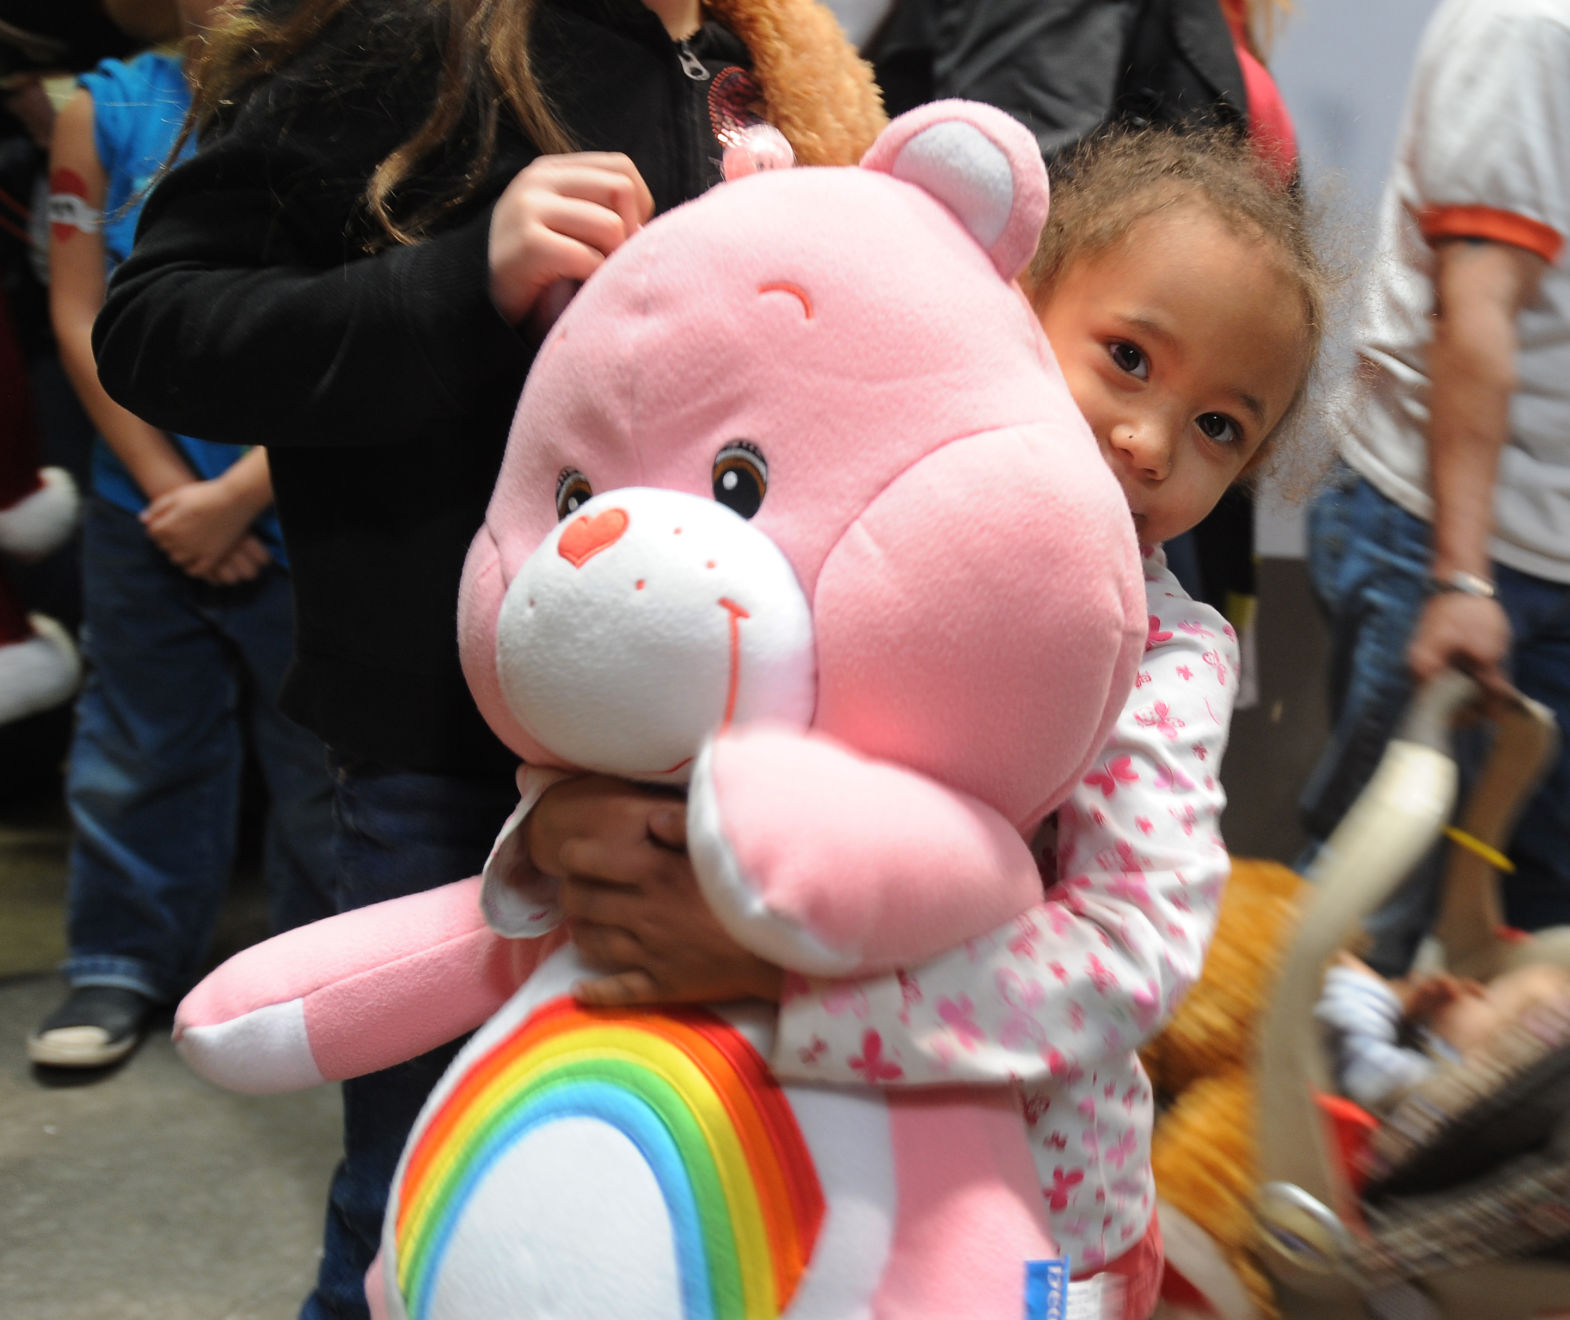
<box><xmin>1318</xmin><ymin>952</ymin><xmax>1570</xmax><ymax>1113</ymax></box>
<box><xmin>526</xmin><ymin>125</ymin><xmax>1329</xmax><ymax>1319</ymax></box>
<box><xmin>27</xmin><ymin>0</ymin><xmax>337</xmax><ymax>1070</ymax></box>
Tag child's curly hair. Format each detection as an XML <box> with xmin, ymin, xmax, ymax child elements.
<box><xmin>1026</xmin><ymin>126</ymin><xmax>1338</xmax><ymax>495</ymax></box>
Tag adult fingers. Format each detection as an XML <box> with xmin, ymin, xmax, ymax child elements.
<box><xmin>1407</xmin><ymin>596</ymin><xmax>1510</xmax><ymax>686</ymax></box>
<box><xmin>573</xmin><ymin>969</ymin><xmax>661</xmax><ymax>1008</ymax></box>
<box><xmin>568</xmin><ymin>919</ymin><xmax>646</xmax><ymax>973</ymax></box>
<box><xmin>557</xmin><ymin>833</ymin><xmax>690</xmax><ymax>890</ymax></box>
<box><xmin>648</xmin><ymin>803</ymin><xmax>687</xmax><ymax>850</ymax></box>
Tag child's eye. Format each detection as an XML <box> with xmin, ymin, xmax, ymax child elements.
<box><xmin>1196</xmin><ymin>413</ymin><xmax>1242</xmax><ymax>446</ymax></box>
<box><xmin>1108</xmin><ymin>341</ymin><xmax>1148</xmax><ymax>380</ymax></box>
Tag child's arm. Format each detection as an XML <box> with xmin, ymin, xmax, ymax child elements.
<box><xmin>49</xmin><ymin>87</ymin><xmax>271</xmax><ymax>585</ymax></box>
<box><xmin>48</xmin><ymin>88</ymin><xmax>194</xmax><ymax>502</ymax></box>
<box><xmin>1314</xmin><ymin>961</ymin><xmax>1434</xmax><ymax>1110</ymax></box>
<box><xmin>770</xmin><ymin>568</ymin><xmax>1236</xmax><ymax>1088</ymax></box>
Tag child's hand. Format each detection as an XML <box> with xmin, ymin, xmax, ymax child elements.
<box><xmin>141</xmin><ymin>478</ymin><xmax>267</xmax><ymax>581</ymax></box>
<box><xmin>527</xmin><ymin>776</ymin><xmax>785</xmax><ymax>1007</ymax></box>
<box><xmin>1395</xmin><ymin>971</ymin><xmax>1478</xmax><ymax>1021</ymax></box>
<box><xmin>204</xmin><ymin>534</ymin><xmax>273</xmax><ymax>586</ymax></box>
<box><xmin>487</xmin><ymin>152</ymin><xmax>654</xmax><ymax>327</ymax></box>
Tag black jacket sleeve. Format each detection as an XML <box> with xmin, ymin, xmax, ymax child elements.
<box><xmin>92</xmin><ymin>94</ymin><xmax>534</xmax><ymax>450</ymax></box>
<box><xmin>868</xmin><ymin>0</ymin><xmax>1244</xmax><ymax>165</ymax></box>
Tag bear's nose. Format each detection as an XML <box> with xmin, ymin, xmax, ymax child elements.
<box><xmin>558</xmin><ymin>508</ymin><xmax>629</xmax><ymax>568</ymax></box>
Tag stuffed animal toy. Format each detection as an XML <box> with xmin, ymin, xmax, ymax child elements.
<box><xmin>1140</xmin><ymin>856</ymin><xmax>1308</xmax><ymax>1320</ymax></box>
<box><xmin>174</xmin><ymin>100</ymin><xmax>1148</xmax><ymax>1320</ymax></box>
<box><xmin>0</xmin><ymin>282</ymin><xmax>80</xmax><ymax>727</ymax></box>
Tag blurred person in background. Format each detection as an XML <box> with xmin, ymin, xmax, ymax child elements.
<box><xmin>26</xmin><ymin>0</ymin><xmax>337</xmax><ymax>1073</ymax></box>
<box><xmin>1299</xmin><ymin>0</ymin><xmax>1570</xmax><ymax>975</ymax></box>
<box><xmin>0</xmin><ymin>0</ymin><xmax>190</xmax><ymax>789</ymax></box>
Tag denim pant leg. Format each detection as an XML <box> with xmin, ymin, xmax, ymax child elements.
<box><xmin>1493</xmin><ymin>564</ymin><xmax>1570</xmax><ymax>931</ymax></box>
<box><xmin>1297</xmin><ymin>472</ymin><xmax>1445</xmax><ymax>974</ymax></box>
<box><xmin>63</xmin><ymin>500</ymin><xmax>244</xmax><ymax>1003</ymax></box>
<box><xmin>220</xmin><ymin>564</ymin><xmax>338</xmax><ymax>934</ymax></box>
<box><xmin>302</xmin><ymin>759</ymin><xmax>519</xmax><ymax>1320</ymax></box>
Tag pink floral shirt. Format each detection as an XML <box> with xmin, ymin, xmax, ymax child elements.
<box><xmin>769</xmin><ymin>550</ymin><xmax>1237</xmax><ymax>1272</ymax></box>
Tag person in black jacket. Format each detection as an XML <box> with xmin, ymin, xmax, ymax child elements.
<box><xmin>90</xmin><ymin>2</ymin><xmax>882</xmax><ymax>1315</ymax></box>
<box><xmin>862</xmin><ymin>0</ymin><xmax>1248</xmax><ymax>166</ymax></box>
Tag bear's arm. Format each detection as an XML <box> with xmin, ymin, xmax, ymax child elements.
<box><xmin>175</xmin><ymin>878</ymin><xmax>548</xmax><ymax>1094</ymax></box>
<box><xmin>771</xmin><ymin>573</ymin><xmax>1236</xmax><ymax>1087</ymax></box>
<box><xmin>687</xmin><ymin>724</ymin><xmax>1046</xmax><ymax>977</ymax></box>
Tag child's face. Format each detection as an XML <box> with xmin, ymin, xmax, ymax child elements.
<box><xmin>1036</xmin><ymin>204</ymin><xmax>1309</xmax><ymax>547</ymax></box>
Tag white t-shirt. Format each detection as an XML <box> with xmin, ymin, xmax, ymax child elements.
<box><xmin>1340</xmin><ymin>0</ymin><xmax>1570</xmax><ymax>584</ymax></box>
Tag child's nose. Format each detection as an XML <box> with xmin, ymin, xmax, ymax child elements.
<box><xmin>1112</xmin><ymin>422</ymin><xmax>1172</xmax><ymax>480</ymax></box>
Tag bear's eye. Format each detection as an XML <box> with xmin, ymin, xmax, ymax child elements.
<box><xmin>555</xmin><ymin>468</ymin><xmax>593</xmax><ymax>520</ymax></box>
<box><xmin>712</xmin><ymin>442</ymin><xmax>767</xmax><ymax>519</ymax></box>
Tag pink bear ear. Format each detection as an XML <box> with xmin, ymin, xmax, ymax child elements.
<box><xmin>861</xmin><ymin>99</ymin><xmax>1048</xmax><ymax>281</ymax></box>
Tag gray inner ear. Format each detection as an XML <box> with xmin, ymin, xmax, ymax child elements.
<box><xmin>889</xmin><ymin>121</ymin><xmax>1014</xmax><ymax>253</ymax></box>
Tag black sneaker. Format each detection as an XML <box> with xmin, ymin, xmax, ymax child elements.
<box><xmin>27</xmin><ymin>985</ymin><xmax>156</xmax><ymax>1068</ymax></box>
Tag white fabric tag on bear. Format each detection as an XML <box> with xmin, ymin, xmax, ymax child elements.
<box><xmin>1066</xmin><ymin>1272</ymin><xmax>1126</xmax><ymax>1320</ymax></box>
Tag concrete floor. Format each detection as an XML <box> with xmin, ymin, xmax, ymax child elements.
<box><xmin>0</xmin><ymin>558</ymin><xmax>1333</xmax><ymax>1320</ymax></box>
<box><xmin>0</xmin><ymin>786</ymin><xmax>341</xmax><ymax>1320</ymax></box>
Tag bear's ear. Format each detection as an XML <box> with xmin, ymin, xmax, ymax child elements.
<box><xmin>861</xmin><ymin>100</ymin><xmax>1048</xmax><ymax>281</ymax></box>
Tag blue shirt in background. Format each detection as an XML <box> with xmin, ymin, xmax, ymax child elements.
<box><xmin>79</xmin><ymin>51</ymin><xmax>285</xmax><ymax>561</ymax></box>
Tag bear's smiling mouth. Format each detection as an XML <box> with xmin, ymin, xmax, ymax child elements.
<box><xmin>717</xmin><ymin>596</ymin><xmax>750</xmax><ymax>731</ymax></box>
<box><xmin>623</xmin><ymin>595</ymin><xmax>751</xmax><ymax>779</ymax></box>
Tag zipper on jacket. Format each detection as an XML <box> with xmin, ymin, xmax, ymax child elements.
<box><xmin>676</xmin><ymin>38</ymin><xmax>710</xmax><ymax>81</ymax></box>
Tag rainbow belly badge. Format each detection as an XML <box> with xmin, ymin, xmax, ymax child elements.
<box><xmin>391</xmin><ymin>997</ymin><xmax>825</xmax><ymax>1320</ymax></box>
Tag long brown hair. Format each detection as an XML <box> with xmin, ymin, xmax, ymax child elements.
<box><xmin>182</xmin><ymin>0</ymin><xmax>883</xmax><ymax>249</ymax></box>
<box><xmin>185</xmin><ymin>0</ymin><xmax>572</xmax><ymax>246</ymax></box>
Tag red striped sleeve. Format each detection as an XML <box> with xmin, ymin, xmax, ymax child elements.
<box><xmin>1419</xmin><ymin>205</ymin><xmax>1564</xmax><ymax>263</ymax></box>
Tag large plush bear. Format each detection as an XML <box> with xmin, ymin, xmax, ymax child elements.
<box><xmin>175</xmin><ymin>101</ymin><xmax>1146</xmax><ymax>1320</ymax></box>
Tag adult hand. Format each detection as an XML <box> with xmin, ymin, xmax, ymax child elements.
<box><xmin>487</xmin><ymin>152</ymin><xmax>654</xmax><ymax>326</ymax></box>
<box><xmin>1406</xmin><ymin>591</ymin><xmax>1512</xmax><ymax>695</ymax></box>
<box><xmin>526</xmin><ymin>776</ymin><xmax>785</xmax><ymax>1007</ymax></box>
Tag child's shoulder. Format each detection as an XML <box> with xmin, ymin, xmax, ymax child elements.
<box><xmin>1141</xmin><ymin>546</ymin><xmax>1236</xmax><ymax>660</ymax></box>
<box><xmin>80</xmin><ymin>48</ymin><xmax>185</xmax><ymax>108</ymax></box>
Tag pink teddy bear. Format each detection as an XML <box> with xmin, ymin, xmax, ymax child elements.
<box><xmin>176</xmin><ymin>101</ymin><xmax>1145</xmax><ymax>1319</ymax></box>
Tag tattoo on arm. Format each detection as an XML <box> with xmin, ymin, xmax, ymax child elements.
<box><xmin>48</xmin><ymin>167</ymin><xmax>99</xmax><ymax>240</ymax></box>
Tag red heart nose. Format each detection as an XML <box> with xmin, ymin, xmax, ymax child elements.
<box><xmin>558</xmin><ymin>508</ymin><xmax>629</xmax><ymax>568</ymax></box>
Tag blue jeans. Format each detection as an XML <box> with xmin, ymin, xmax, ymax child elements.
<box><xmin>64</xmin><ymin>498</ymin><xmax>336</xmax><ymax>1002</ymax></box>
<box><xmin>1299</xmin><ymin>468</ymin><xmax>1570</xmax><ymax>972</ymax></box>
<box><xmin>302</xmin><ymin>757</ymin><xmax>519</xmax><ymax>1320</ymax></box>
